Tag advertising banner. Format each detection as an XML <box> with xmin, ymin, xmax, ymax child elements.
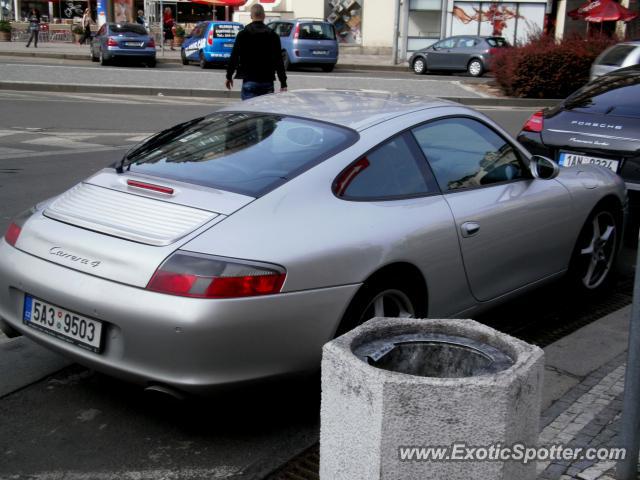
<box><xmin>96</xmin><ymin>0</ymin><xmax>106</xmax><ymax>26</ymax></box>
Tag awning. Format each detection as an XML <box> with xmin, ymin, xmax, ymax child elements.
<box><xmin>568</xmin><ymin>0</ymin><xmax>638</xmax><ymax>22</ymax></box>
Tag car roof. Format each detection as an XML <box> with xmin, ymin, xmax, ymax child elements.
<box><xmin>219</xmin><ymin>89</ymin><xmax>454</xmax><ymax>132</ymax></box>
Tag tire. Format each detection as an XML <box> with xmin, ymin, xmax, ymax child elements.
<box><xmin>181</xmin><ymin>49</ymin><xmax>189</xmax><ymax>65</ymax></box>
<box><xmin>282</xmin><ymin>51</ymin><xmax>290</xmax><ymax>71</ymax></box>
<box><xmin>567</xmin><ymin>205</ymin><xmax>620</xmax><ymax>294</ymax></box>
<box><xmin>467</xmin><ymin>58</ymin><xmax>484</xmax><ymax>77</ymax></box>
<box><xmin>334</xmin><ymin>278</ymin><xmax>426</xmax><ymax>337</ymax></box>
<box><xmin>199</xmin><ymin>51</ymin><xmax>210</xmax><ymax>69</ymax></box>
<box><xmin>412</xmin><ymin>57</ymin><xmax>427</xmax><ymax>75</ymax></box>
<box><xmin>99</xmin><ymin>50</ymin><xmax>110</xmax><ymax>66</ymax></box>
<box><xmin>321</xmin><ymin>63</ymin><xmax>335</xmax><ymax>73</ymax></box>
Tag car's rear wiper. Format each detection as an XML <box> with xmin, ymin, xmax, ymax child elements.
<box><xmin>116</xmin><ymin>116</ymin><xmax>206</xmax><ymax>173</ymax></box>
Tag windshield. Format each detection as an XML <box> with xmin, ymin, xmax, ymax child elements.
<box><xmin>120</xmin><ymin>113</ymin><xmax>357</xmax><ymax>197</ymax></box>
<box><xmin>214</xmin><ymin>23</ymin><xmax>241</xmax><ymax>38</ymax></box>
<box><xmin>299</xmin><ymin>23</ymin><xmax>336</xmax><ymax>41</ymax></box>
<box><xmin>111</xmin><ymin>24</ymin><xmax>147</xmax><ymax>35</ymax></box>
<box><xmin>598</xmin><ymin>45</ymin><xmax>636</xmax><ymax>66</ymax></box>
<box><xmin>563</xmin><ymin>69</ymin><xmax>640</xmax><ymax>119</ymax></box>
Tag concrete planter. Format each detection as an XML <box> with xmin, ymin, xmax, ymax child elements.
<box><xmin>320</xmin><ymin>318</ymin><xmax>544</xmax><ymax>480</ymax></box>
<box><xmin>0</xmin><ymin>31</ymin><xmax>11</xmax><ymax>42</ymax></box>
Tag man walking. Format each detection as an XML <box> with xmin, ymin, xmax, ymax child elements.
<box><xmin>225</xmin><ymin>4</ymin><xmax>287</xmax><ymax>100</ymax></box>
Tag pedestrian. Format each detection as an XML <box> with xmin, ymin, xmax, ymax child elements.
<box><xmin>225</xmin><ymin>3</ymin><xmax>287</xmax><ymax>100</ymax></box>
<box><xmin>25</xmin><ymin>8</ymin><xmax>40</xmax><ymax>48</ymax></box>
<box><xmin>136</xmin><ymin>9</ymin><xmax>146</xmax><ymax>27</ymax></box>
<box><xmin>163</xmin><ymin>7</ymin><xmax>175</xmax><ymax>51</ymax></box>
<box><xmin>79</xmin><ymin>8</ymin><xmax>93</xmax><ymax>46</ymax></box>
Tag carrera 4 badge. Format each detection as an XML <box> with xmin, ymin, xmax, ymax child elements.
<box><xmin>49</xmin><ymin>247</ymin><xmax>101</xmax><ymax>268</ymax></box>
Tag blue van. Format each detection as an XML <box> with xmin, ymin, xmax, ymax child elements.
<box><xmin>181</xmin><ymin>21</ymin><xmax>243</xmax><ymax>69</ymax></box>
<box><xmin>268</xmin><ymin>19</ymin><xmax>338</xmax><ymax>72</ymax></box>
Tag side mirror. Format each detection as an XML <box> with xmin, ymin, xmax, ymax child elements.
<box><xmin>530</xmin><ymin>155</ymin><xmax>560</xmax><ymax>180</ymax></box>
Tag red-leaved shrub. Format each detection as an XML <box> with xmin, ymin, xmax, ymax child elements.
<box><xmin>492</xmin><ymin>34</ymin><xmax>618</xmax><ymax>98</ymax></box>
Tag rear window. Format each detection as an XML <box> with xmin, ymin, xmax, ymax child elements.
<box><xmin>110</xmin><ymin>24</ymin><xmax>147</xmax><ymax>35</ymax></box>
<box><xmin>564</xmin><ymin>71</ymin><xmax>640</xmax><ymax>119</ymax></box>
<box><xmin>299</xmin><ymin>23</ymin><xmax>336</xmax><ymax>41</ymax></box>
<box><xmin>486</xmin><ymin>37</ymin><xmax>508</xmax><ymax>47</ymax></box>
<box><xmin>598</xmin><ymin>45</ymin><xmax>637</xmax><ymax>66</ymax></box>
<box><xmin>214</xmin><ymin>24</ymin><xmax>241</xmax><ymax>38</ymax></box>
<box><xmin>121</xmin><ymin>113</ymin><xmax>357</xmax><ymax>197</ymax></box>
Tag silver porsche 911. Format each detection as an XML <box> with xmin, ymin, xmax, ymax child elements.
<box><xmin>0</xmin><ymin>90</ymin><xmax>626</xmax><ymax>394</ymax></box>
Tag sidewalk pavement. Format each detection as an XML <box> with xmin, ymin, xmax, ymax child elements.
<box><xmin>537</xmin><ymin>305</ymin><xmax>632</xmax><ymax>480</ymax></box>
<box><xmin>0</xmin><ymin>40</ymin><xmax>406</xmax><ymax>71</ymax></box>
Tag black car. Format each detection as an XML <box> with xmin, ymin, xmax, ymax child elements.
<box><xmin>408</xmin><ymin>35</ymin><xmax>509</xmax><ymax>77</ymax></box>
<box><xmin>518</xmin><ymin>66</ymin><xmax>640</xmax><ymax>219</ymax></box>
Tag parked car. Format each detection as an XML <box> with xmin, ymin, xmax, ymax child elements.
<box><xmin>0</xmin><ymin>90</ymin><xmax>624</xmax><ymax>395</ymax></box>
<box><xmin>90</xmin><ymin>22</ymin><xmax>156</xmax><ymax>67</ymax></box>
<box><xmin>268</xmin><ymin>18</ymin><xmax>338</xmax><ymax>72</ymax></box>
<box><xmin>517</xmin><ymin>66</ymin><xmax>640</xmax><ymax>224</ymax></box>
<box><xmin>591</xmin><ymin>41</ymin><xmax>640</xmax><ymax>79</ymax></box>
<box><xmin>408</xmin><ymin>35</ymin><xmax>509</xmax><ymax>77</ymax></box>
<box><xmin>181</xmin><ymin>21</ymin><xmax>243</xmax><ymax>69</ymax></box>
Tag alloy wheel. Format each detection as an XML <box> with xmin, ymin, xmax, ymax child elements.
<box><xmin>578</xmin><ymin>211</ymin><xmax>617</xmax><ymax>290</ymax></box>
<box><xmin>359</xmin><ymin>289</ymin><xmax>416</xmax><ymax>323</ymax></box>
<box><xmin>413</xmin><ymin>58</ymin><xmax>426</xmax><ymax>74</ymax></box>
<box><xmin>468</xmin><ymin>60</ymin><xmax>482</xmax><ymax>77</ymax></box>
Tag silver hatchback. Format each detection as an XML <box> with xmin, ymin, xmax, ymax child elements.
<box><xmin>591</xmin><ymin>41</ymin><xmax>640</xmax><ymax>79</ymax></box>
<box><xmin>0</xmin><ymin>90</ymin><xmax>625</xmax><ymax>395</ymax></box>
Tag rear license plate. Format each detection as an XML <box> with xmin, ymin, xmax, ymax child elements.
<box><xmin>125</xmin><ymin>42</ymin><xmax>143</xmax><ymax>47</ymax></box>
<box><xmin>23</xmin><ymin>295</ymin><xmax>103</xmax><ymax>353</ymax></box>
<box><xmin>312</xmin><ymin>50</ymin><xmax>329</xmax><ymax>55</ymax></box>
<box><xmin>223</xmin><ymin>43</ymin><xmax>233</xmax><ymax>48</ymax></box>
<box><xmin>558</xmin><ymin>152</ymin><xmax>619</xmax><ymax>173</ymax></box>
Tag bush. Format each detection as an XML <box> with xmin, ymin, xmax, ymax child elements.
<box><xmin>492</xmin><ymin>34</ymin><xmax>618</xmax><ymax>98</ymax></box>
<box><xmin>174</xmin><ymin>24</ymin><xmax>185</xmax><ymax>37</ymax></box>
<box><xmin>0</xmin><ymin>20</ymin><xmax>11</xmax><ymax>33</ymax></box>
<box><xmin>72</xmin><ymin>24</ymin><xmax>85</xmax><ymax>35</ymax></box>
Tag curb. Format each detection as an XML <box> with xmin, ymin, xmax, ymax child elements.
<box><xmin>0</xmin><ymin>81</ymin><xmax>561</xmax><ymax>107</ymax></box>
<box><xmin>0</xmin><ymin>49</ymin><xmax>406</xmax><ymax>71</ymax></box>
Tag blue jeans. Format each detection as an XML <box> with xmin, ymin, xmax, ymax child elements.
<box><xmin>241</xmin><ymin>81</ymin><xmax>275</xmax><ymax>101</ymax></box>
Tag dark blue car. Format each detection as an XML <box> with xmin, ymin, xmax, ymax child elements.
<box><xmin>90</xmin><ymin>23</ymin><xmax>156</xmax><ymax>67</ymax></box>
<box><xmin>181</xmin><ymin>21</ymin><xmax>243</xmax><ymax>69</ymax></box>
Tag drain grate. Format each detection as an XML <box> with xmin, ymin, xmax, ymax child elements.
<box><xmin>265</xmin><ymin>444</ymin><xmax>319</xmax><ymax>480</ymax></box>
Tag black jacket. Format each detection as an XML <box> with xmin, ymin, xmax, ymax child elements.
<box><xmin>226</xmin><ymin>21</ymin><xmax>287</xmax><ymax>88</ymax></box>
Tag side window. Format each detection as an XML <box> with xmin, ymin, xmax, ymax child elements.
<box><xmin>333</xmin><ymin>134</ymin><xmax>435</xmax><ymax>200</ymax></box>
<box><xmin>411</xmin><ymin>118</ymin><xmax>526</xmax><ymax>192</ymax></box>
<box><xmin>190</xmin><ymin>25</ymin><xmax>203</xmax><ymax>38</ymax></box>
<box><xmin>458</xmin><ymin>37</ymin><xmax>478</xmax><ymax>48</ymax></box>
<box><xmin>435</xmin><ymin>38</ymin><xmax>456</xmax><ymax>49</ymax></box>
<box><xmin>280</xmin><ymin>23</ymin><xmax>293</xmax><ymax>37</ymax></box>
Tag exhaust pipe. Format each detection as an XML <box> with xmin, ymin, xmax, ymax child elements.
<box><xmin>144</xmin><ymin>384</ymin><xmax>186</xmax><ymax>401</ymax></box>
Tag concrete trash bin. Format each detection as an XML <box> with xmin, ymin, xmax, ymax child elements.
<box><xmin>320</xmin><ymin>318</ymin><xmax>544</xmax><ymax>480</ymax></box>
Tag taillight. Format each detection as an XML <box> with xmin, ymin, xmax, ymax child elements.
<box><xmin>208</xmin><ymin>29</ymin><xmax>213</xmax><ymax>45</ymax></box>
<box><xmin>107</xmin><ymin>37</ymin><xmax>118</xmax><ymax>47</ymax></box>
<box><xmin>148</xmin><ymin>37</ymin><xmax>155</xmax><ymax>48</ymax></box>
<box><xmin>4</xmin><ymin>223</ymin><xmax>21</xmax><ymax>247</ymax></box>
<box><xmin>3</xmin><ymin>207</ymin><xmax>36</xmax><ymax>248</ymax></box>
<box><xmin>522</xmin><ymin>110</ymin><xmax>545</xmax><ymax>133</ymax></box>
<box><xmin>293</xmin><ymin>23</ymin><xmax>300</xmax><ymax>39</ymax></box>
<box><xmin>147</xmin><ymin>251</ymin><xmax>286</xmax><ymax>298</ymax></box>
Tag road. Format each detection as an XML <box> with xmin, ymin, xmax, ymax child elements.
<box><xmin>0</xmin><ymin>90</ymin><xmax>615</xmax><ymax>480</ymax></box>
<box><xmin>0</xmin><ymin>56</ymin><xmax>489</xmax><ymax>98</ymax></box>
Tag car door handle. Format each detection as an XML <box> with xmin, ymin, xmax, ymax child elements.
<box><xmin>461</xmin><ymin>222</ymin><xmax>480</xmax><ymax>237</ymax></box>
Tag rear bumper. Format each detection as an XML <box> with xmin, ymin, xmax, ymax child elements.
<box><xmin>204</xmin><ymin>51</ymin><xmax>231</xmax><ymax>62</ymax></box>
<box><xmin>106</xmin><ymin>47</ymin><xmax>156</xmax><ymax>59</ymax></box>
<box><xmin>0</xmin><ymin>240</ymin><xmax>358</xmax><ymax>393</ymax></box>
